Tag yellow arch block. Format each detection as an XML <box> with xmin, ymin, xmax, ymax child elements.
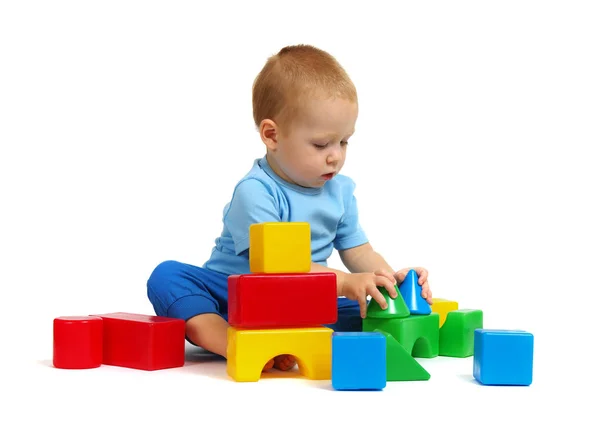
<box><xmin>227</xmin><ymin>326</ymin><xmax>333</xmax><ymax>382</ymax></box>
<box><xmin>249</xmin><ymin>222</ymin><xmax>311</xmax><ymax>273</ymax></box>
<box><xmin>431</xmin><ymin>298</ymin><xmax>459</xmax><ymax>327</ymax></box>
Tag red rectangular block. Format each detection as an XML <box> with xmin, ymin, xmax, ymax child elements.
<box><xmin>90</xmin><ymin>312</ymin><xmax>185</xmax><ymax>371</ymax></box>
<box><xmin>228</xmin><ymin>272</ymin><xmax>338</xmax><ymax>328</ymax></box>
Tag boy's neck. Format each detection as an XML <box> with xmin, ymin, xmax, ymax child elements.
<box><xmin>265</xmin><ymin>153</ymin><xmax>295</xmax><ymax>185</ymax></box>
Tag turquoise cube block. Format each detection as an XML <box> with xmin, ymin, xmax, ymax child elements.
<box><xmin>473</xmin><ymin>329</ymin><xmax>534</xmax><ymax>386</ymax></box>
<box><xmin>332</xmin><ymin>332</ymin><xmax>386</xmax><ymax>390</ymax></box>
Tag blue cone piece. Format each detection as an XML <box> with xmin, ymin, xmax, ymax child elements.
<box><xmin>399</xmin><ymin>269</ymin><xmax>431</xmax><ymax>315</ymax></box>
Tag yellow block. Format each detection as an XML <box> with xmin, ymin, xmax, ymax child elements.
<box><xmin>227</xmin><ymin>326</ymin><xmax>333</xmax><ymax>382</ymax></box>
<box><xmin>249</xmin><ymin>222</ymin><xmax>311</xmax><ymax>273</ymax></box>
<box><xmin>431</xmin><ymin>298</ymin><xmax>459</xmax><ymax>327</ymax></box>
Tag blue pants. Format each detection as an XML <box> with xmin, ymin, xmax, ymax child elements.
<box><xmin>146</xmin><ymin>260</ymin><xmax>363</xmax><ymax>333</ymax></box>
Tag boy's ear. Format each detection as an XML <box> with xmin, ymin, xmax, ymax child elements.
<box><xmin>259</xmin><ymin>119</ymin><xmax>278</xmax><ymax>151</ymax></box>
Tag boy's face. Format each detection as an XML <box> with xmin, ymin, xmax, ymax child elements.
<box><xmin>266</xmin><ymin>95</ymin><xmax>358</xmax><ymax>189</ymax></box>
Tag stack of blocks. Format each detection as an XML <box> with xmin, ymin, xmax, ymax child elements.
<box><xmin>226</xmin><ymin>222</ymin><xmax>338</xmax><ymax>382</ymax></box>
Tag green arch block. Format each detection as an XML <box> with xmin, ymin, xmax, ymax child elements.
<box><xmin>363</xmin><ymin>313</ymin><xmax>439</xmax><ymax>358</ymax></box>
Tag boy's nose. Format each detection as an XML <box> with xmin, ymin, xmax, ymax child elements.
<box><xmin>327</xmin><ymin>149</ymin><xmax>342</xmax><ymax>165</ymax></box>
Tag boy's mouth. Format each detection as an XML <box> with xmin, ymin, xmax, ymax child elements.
<box><xmin>321</xmin><ymin>172</ymin><xmax>335</xmax><ymax>180</ymax></box>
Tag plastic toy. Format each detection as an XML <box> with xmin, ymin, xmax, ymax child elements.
<box><xmin>249</xmin><ymin>222</ymin><xmax>311</xmax><ymax>273</ymax></box>
<box><xmin>227</xmin><ymin>326</ymin><xmax>333</xmax><ymax>382</ymax></box>
<box><xmin>362</xmin><ymin>276</ymin><xmax>437</xmax><ymax>379</ymax></box>
<box><xmin>374</xmin><ymin>330</ymin><xmax>430</xmax><ymax>381</ymax></box>
<box><xmin>48</xmin><ymin>218</ymin><xmax>529</xmax><ymax>387</ymax></box>
<box><xmin>227</xmin><ymin>221</ymin><xmax>338</xmax><ymax>382</ymax></box>
<box><xmin>431</xmin><ymin>298</ymin><xmax>459</xmax><ymax>327</ymax></box>
<box><xmin>399</xmin><ymin>269</ymin><xmax>431</xmax><ymax>315</ymax></box>
<box><xmin>439</xmin><ymin>309</ymin><xmax>483</xmax><ymax>357</ymax></box>
<box><xmin>90</xmin><ymin>312</ymin><xmax>185</xmax><ymax>371</ymax></box>
<box><xmin>331</xmin><ymin>332</ymin><xmax>386</xmax><ymax>390</ymax></box>
<box><xmin>473</xmin><ymin>329</ymin><xmax>534</xmax><ymax>386</ymax></box>
<box><xmin>228</xmin><ymin>272</ymin><xmax>337</xmax><ymax>328</ymax></box>
<box><xmin>366</xmin><ymin>284</ymin><xmax>409</xmax><ymax>318</ymax></box>
<box><xmin>53</xmin><ymin>316</ymin><xmax>103</xmax><ymax>369</ymax></box>
<box><xmin>363</xmin><ymin>313</ymin><xmax>440</xmax><ymax>358</ymax></box>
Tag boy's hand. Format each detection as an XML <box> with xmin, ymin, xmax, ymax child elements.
<box><xmin>341</xmin><ymin>270</ymin><xmax>397</xmax><ymax>319</ymax></box>
<box><xmin>394</xmin><ymin>267</ymin><xmax>433</xmax><ymax>304</ymax></box>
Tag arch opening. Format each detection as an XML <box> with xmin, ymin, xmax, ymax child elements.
<box><xmin>260</xmin><ymin>354</ymin><xmax>304</xmax><ymax>378</ymax></box>
<box><xmin>412</xmin><ymin>336</ymin><xmax>432</xmax><ymax>357</ymax></box>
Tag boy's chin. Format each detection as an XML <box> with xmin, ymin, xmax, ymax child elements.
<box><xmin>312</xmin><ymin>180</ymin><xmax>328</xmax><ymax>188</ymax></box>
<box><xmin>296</xmin><ymin>178</ymin><xmax>325</xmax><ymax>189</ymax></box>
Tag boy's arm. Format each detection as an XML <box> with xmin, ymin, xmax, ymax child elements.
<box><xmin>338</xmin><ymin>242</ymin><xmax>395</xmax><ymax>275</ymax></box>
<box><xmin>310</xmin><ymin>262</ymin><xmax>350</xmax><ymax>296</ymax></box>
<box><xmin>310</xmin><ymin>242</ymin><xmax>395</xmax><ymax>296</ymax></box>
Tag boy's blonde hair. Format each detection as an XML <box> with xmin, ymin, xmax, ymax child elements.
<box><xmin>252</xmin><ymin>44</ymin><xmax>357</xmax><ymax>135</ymax></box>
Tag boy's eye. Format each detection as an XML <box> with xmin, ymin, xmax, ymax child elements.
<box><xmin>312</xmin><ymin>139</ymin><xmax>349</xmax><ymax>149</ymax></box>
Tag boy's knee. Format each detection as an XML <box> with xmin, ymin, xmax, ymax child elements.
<box><xmin>147</xmin><ymin>260</ymin><xmax>184</xmax><ymax>314</ymax></box>
<box><xmin>148</xmin><ymin>260</ymin><xmax>180</xmax><ymax>281</ymax></box>
<box><xmin>147</xmin><ymin>260</ymin><xmax>185</xmax><ymax>290</ymax></box>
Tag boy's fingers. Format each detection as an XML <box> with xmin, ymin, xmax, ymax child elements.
<box><xmin>416</xmin><ymin>268</ymin><xmax>429</xmax><ymax>284</ymax></box>
<box><xmin>375</xmin><ymin>269</ymin><xmax>396</xmax><ymax>285</ymax></box>
<box><xmin>375</xmin><ymin>275</ymin><xmax>397</xmax><ymax>298</ymax></box>
<box><xmin>394</xmin><ymin>270</ymin><xmax>406</xmax><ymax>282</ymax></box>
<box><xmin>357</xmin><ymin>288</ymin><xmax>368</xmax><ymax>318</ymax></box>
<box><xmin>420</xmin><ymin>284</ymin><xmax>433</xmax><ymax>303</ymax></box>
<box><xmin>398</xmin><ymin>267</ymin><xmax>429</xmax><ymax>285</ymax></box>
<box><xmin>359</xmin><ymin>297</ymin><xmax>367</xmax><ymax>318</ymax></box>
<box><xmin>368</xmin><ymin>285</ymin><xmax>388</xmax><ymax>310</ymax></box>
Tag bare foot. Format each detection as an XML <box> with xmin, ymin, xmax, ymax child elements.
<box><xmin>262</xmin><ymin>358</ymin><xmax>274</xmax><ymax>372</ymax></box>
<box><xmin>273</xmin><ymin>354</ymin><xmax>296</xmax><ymax>371</ymax></box>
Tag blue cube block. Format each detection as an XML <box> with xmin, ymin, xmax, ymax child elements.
<box><xmin>473</xmin><ymin>329</ymin><xmax>534</xmax><ymax>386</ymax></box>
<box><xmin>332</xmin><ymin>332</ymin><xmax>386</xmax><ymax>390</ymax></box>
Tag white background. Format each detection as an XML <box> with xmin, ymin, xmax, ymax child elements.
<box><xmin>1</xmin><ymin>1</ymin><xmax>598</xmax><ymax>421</ymax></box>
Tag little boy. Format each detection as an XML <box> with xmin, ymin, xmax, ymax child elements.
<box><xmin>147</xmin><ymin>44</ymin><xmax>432</xmax><ymax>372</ymax></box>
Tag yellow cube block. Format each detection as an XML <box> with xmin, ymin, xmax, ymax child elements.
<box><xmin>249</xmin><ymin>222</ymin><xmax>311</xmax><ymax>273</ymax></box>
<box><xmin>431</xmin><ymin>298</ymin><xmax>459</xmax><ymax>327</ymax></box>
<box><xmin>226</xmin><ymin>326</ymin><xmax>333</xmax><ymax>382</ymax></box>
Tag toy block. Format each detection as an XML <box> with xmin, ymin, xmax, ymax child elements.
<box><xmin>374</xmin><ymin>330</ymin><xmax>430</xmax><ymax>381</ymax></box>
<box><xmin>249</xmin><ymin>222</ymin><xmax>311</xmax><ymax>273</ymax></box>
<box><xmin>53</xmin><ymin>316</ymin><xmax>103</xmax><ymax>369</ymax></box>
<box><xmin>90</xmin><ymin>312</ymin><xmax>185</xmax><ymax>371</ymax></box>
<box><xmin>227</xmin><ymin>326</ymin><xmax>332</xmax><ymax>382</ymax></box>
<box><xmin>228</xmin><ymin>272</ymin><xmax>337</xmax><ymax>328</ymax></box>
<box><xmin>366</xmin><ymin>284</ymin><xmax>409</xmax><ymax>318</ymax></box>
<box><xmin>331</xmin><ymin>332</ymin><xmax>386</xmax><ymax>390</ymax></box>
<box><xmin>399</xmin><ymin>269</ymin><xmax>431</xmax><ymax>315</ymax></box>
<box><xmin>363</xmin><ymin>313</ymin><xmax>439</xmax><ymax>358</ymax></box>
<box><xmin>439</xmin><ymin>309</ymin><xmax>483</xmax><ymax>357</ymax></box>
<box><xmin>431</xmin><ymin>298</ymin><xmax>459</xmax><ymax>327</ymax></box>
<box><xmin>473</xmin><ymin>329</ymin><xmax>534</xmax><ymax>386</ymax></box>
